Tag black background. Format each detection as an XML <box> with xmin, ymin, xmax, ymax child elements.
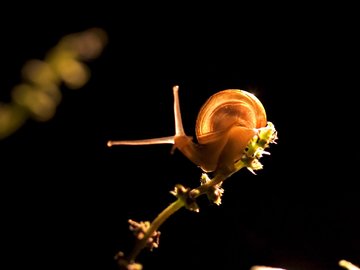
<box><xmin>1</xmin><ymin>6</ymin><xmax>358</xmax><ymax>270</ymax></box>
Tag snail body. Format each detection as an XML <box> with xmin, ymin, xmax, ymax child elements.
<box><xmin>108</xmin><ymin>86</ymin><xmax>267</xmax><ymax>178</ymax></box>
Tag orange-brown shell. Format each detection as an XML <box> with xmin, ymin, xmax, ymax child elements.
<box><xmin>195</xmin><ymin>90</ymin><xmax>267</xmax><ymax>144</ymax></box>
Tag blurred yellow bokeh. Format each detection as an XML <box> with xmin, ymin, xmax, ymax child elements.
<box><xmin>0</xmin><ymin>27</ymin><xmax>107</xmax><ymax>139</ymax></box>
<box><xmin>340</xmin><ymin>260</ymin><xmax>360</xmax><ymax>270</ymax></box>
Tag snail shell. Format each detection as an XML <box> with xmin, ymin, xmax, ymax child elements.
<box><xmin>196</xmin><ymin>89</ymin><xmax>266</xmax><ymax>143</ymax></box>
<box><xmin>177</xmin><ymin>89</ymin><xmax>267</xmax><ymax>174</ymax></box>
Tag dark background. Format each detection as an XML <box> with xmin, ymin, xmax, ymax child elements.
<box><xmin>1</xmin><ymin>6</ymin><xmax>358</xmax><ymax>270</ymax></box>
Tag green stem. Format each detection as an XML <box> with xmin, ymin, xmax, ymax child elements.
<box><xmin>128</xmin><ymin>199</ymin><xmax>184</xmax><ymax>262</ymax></box>
<box><xmin>190</xmin><ymin>163</ymin><xmax>247</xmax><ymax>199</ymax></box>
<box><xmin>127</xmin><ymin>167</ymin><xmax>245</xmax><ymax>263</ymax></box>
<box><xmin>190</xmin><ymin>174</ymin><xmax>223</xmax><ymax>198</ymax></box>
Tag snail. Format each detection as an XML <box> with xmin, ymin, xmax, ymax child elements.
<box><xmin>108</xmin><ymin>85</ymin><xmax>271</xmax><ymax>178</ymax></box>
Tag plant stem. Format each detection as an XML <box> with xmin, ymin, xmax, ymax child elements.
<box><xmin>128</xmin><ymin>199</ymin><xmax>184</xmax><ymax>262</ymax></box>
<box><xmin>127</xmin><ymin>169</ymin><xmax>244</xmax><ymax>263</ymax></box>
<box><xmin>190</xmin><ymin>174</ymin><xmax>223</xmax><ymax>198</ymax></box>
